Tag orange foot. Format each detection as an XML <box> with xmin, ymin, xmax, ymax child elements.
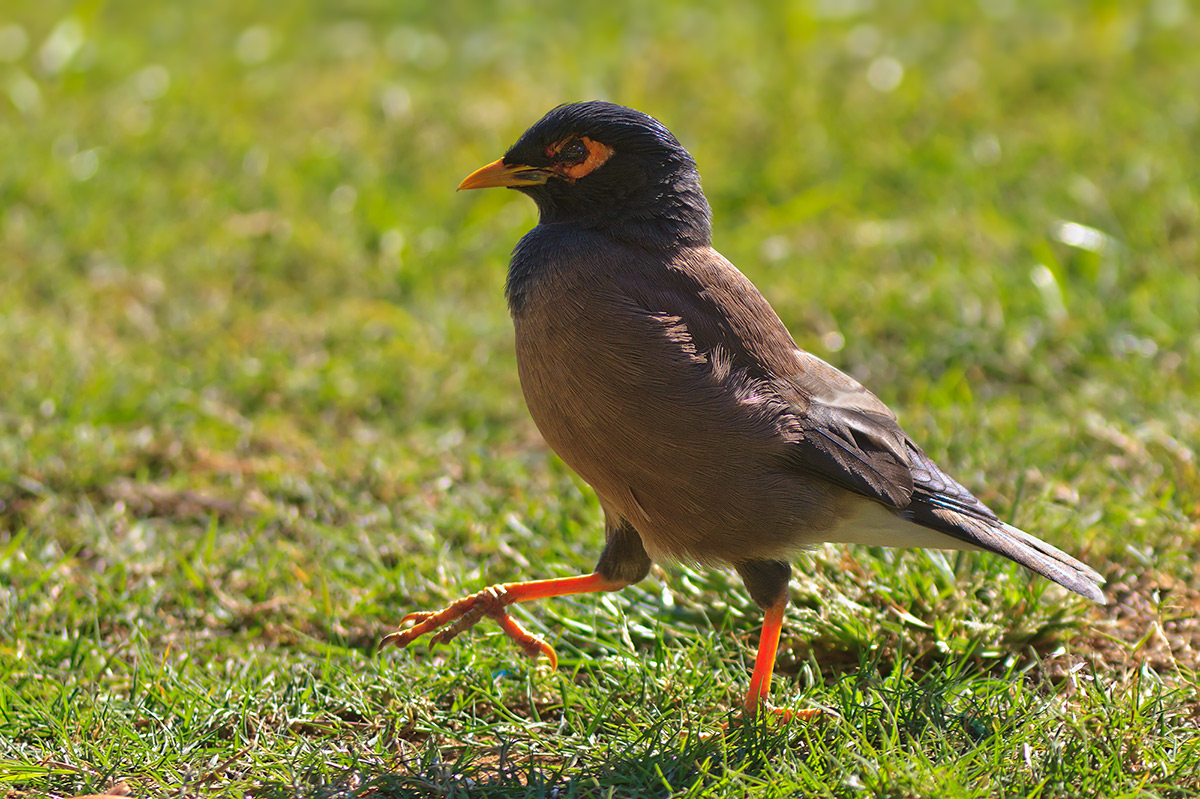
<box><xmin>380</xmin><ymin>584</ymin><xmax>559</xmax><ymax>668</ymax></box>
<box><xmin>381</xmin><ymin>572</ymin><xmax>628</xmax><ymax>670</ymax></box>
<box><xmin>752</xmin><ymin>706</ymin><xmax>823</xmax><ymax>724</ymax></box>
<box><xmin>719</xmin><ymin>706</ymin><xmax>822</xmax><ymax>733</ymax></box>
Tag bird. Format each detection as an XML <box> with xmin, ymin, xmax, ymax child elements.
<box><xmin>383</xmin><ymin>101</ymin><xmax>1106</xmax><ymax>719</ymax></box>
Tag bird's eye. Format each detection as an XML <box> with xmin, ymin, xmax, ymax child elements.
<box><xmin>557</xmin><ymin>139</ymin><xmax>589</xmax><ymax>164</ymax></box>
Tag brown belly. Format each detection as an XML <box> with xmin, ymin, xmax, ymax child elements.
<box><xmin>513</xmin><ymin>304</ymin><xmax>847</xmax><ymax>565</ymax></box>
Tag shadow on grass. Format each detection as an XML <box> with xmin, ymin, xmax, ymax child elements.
<box><xmin>250</xmin><ymin>667</ymin><xmax>1001</xmax><ymax>798</ymax></box>
<box><xmin>253</xmin><ymin>721</ymin><xmax>734</xmax><ymax>798</ymax></box>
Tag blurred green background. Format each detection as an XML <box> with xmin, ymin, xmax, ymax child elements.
<box><xmin>2</xmin><ymin>1</ymin><xmax>1198</xmax><ymax>796</ymax></box>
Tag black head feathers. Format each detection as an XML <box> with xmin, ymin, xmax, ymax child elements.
<box><xmin>500</xmin><ymin>101</ymin><xmax>712</xmax><ymax>246</ymax></box>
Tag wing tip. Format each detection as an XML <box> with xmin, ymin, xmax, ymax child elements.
<box><xmin>998</xmin><ymin>522</ymin><xmax>1107</xmax><ymax>604</ymax></box>
<box><xmin>1069</xmin><ymin>575</ymin><xmax>1108</xmax><ymax>605</ymax></box>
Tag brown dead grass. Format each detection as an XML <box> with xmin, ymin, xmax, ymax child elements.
<box><xmin>1082</xmin><ymin>566</ymin><xmax>1200</xmax><ymax>679</ymax></box>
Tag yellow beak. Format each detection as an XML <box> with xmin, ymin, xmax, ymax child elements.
<box><xmin>458</xmin><ymin>158</ymin><xmax>551</xmax><ymax>190</ymax></box>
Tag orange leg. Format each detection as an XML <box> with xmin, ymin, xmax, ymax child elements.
<box><xmin>742</xmin><ymin>598</ymin><xmax>820</xmax><ymax>722</ymax></box>
<box><xmin>381</xmin><ymin>572</ymin><xmax>627</xmax><ymax>669</ymax></box>
<box><xmin>743</xmin><ymin>597</ymin><xmax>786</xmax><ymax>717</ymax></box>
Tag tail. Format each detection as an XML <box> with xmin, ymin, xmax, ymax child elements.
<box><xmin>906</xmin><ymin>488</ymin><xmax>1107</xmax><ymax>605</ymax></box>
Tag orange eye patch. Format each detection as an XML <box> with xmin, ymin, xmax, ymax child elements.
<box><xmin>544</xmin><ymin>136</ymin><xmax>615</xmax><ymax>181</ymax></box>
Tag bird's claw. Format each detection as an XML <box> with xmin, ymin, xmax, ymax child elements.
<box><xmin>381</xmin><ymin>584</ymin><xmax>558</xmax><ymax>669</ymax></box>
<box><xmin>770</xmin><ymin>707</ymin><xmax>822</xmax><ymax>723</ymax></box>
<box><xmin>725</xmin><ymin>706</ymin><xmax>823</xmax><ymax>729</ymax></box>
<box><xmin>492</xmin><ymin>607</ymin><xmax>558</xmax><ymax>668</ymax></box>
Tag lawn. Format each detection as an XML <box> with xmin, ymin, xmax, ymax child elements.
<box><xmin>2</xmin><ymin>1</ymin><xmax>1199</xmax><ymax>796</ymax></box>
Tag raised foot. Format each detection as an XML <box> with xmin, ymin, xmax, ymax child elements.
<box><xmin>380</xmin><ymin>584</ymin><xmax>558</xmax><ymax>669</ymax></box>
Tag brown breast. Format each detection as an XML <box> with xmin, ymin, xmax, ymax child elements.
<box><xmin>511</xmin><ymin>240</ymin><xmax>850</xmax><ymax>564</ymax></box>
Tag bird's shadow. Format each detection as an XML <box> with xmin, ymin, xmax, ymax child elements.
<box><xmin>250</xmin><ymin>720</ymin><xmax>788</xmax><ymax>799</ymax></box>
<box><xmin>249</xmin><ymin>678</ymin><xmax>996</xmax><ymax>799</ymax></box>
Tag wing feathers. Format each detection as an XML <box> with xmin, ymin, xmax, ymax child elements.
<box><xmin>633</xmin><ymin>247</ymin><xmax>1104</xmax><ymax>603</ymax></box>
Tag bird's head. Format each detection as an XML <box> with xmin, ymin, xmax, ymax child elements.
<box><xmin>459</xmin><ymin>101</ymin><xmax>712</xmax><ymax>247</ymax></box>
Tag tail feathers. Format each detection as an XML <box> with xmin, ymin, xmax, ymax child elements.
<box><xmin>919</xmin><ymin>505</ymin><xmax>1107</xmax><ymax>605</ymax></box>
<box><xmin>826</xmin><ymin>499</ymin><xmax>1107</xmax><ymax>604</ymax></box>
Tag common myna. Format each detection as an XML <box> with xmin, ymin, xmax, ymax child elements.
<box><xmin>385</xmin><ymin>101</ymin><xmax>1105</xmax><ymax>718</ymax></box>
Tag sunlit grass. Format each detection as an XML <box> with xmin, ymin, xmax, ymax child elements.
<box><xmin>2</xmin><ymin>1</ymin><xmax>1199</xmax><ymax>796</ymax></box>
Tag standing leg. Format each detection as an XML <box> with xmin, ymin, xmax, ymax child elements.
<box><xmin>735</xmin><ymin>560</ymin><xmax>791</xmax><ymax>717</ymax></box>
<box><xmin>745</xmin><ymin>593</ymin><xmax>788</xmax><ymax>715</ymax></box>
<box><xmin>734</xmin><ymin>559</ymin><xmax>819</xmax><ymax>720</ymax></box>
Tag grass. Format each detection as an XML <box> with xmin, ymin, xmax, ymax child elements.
<box><xmin>2</xmin><ymin>0</ymin><xmax>1199</xmax><ymax>796</ymax></box>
